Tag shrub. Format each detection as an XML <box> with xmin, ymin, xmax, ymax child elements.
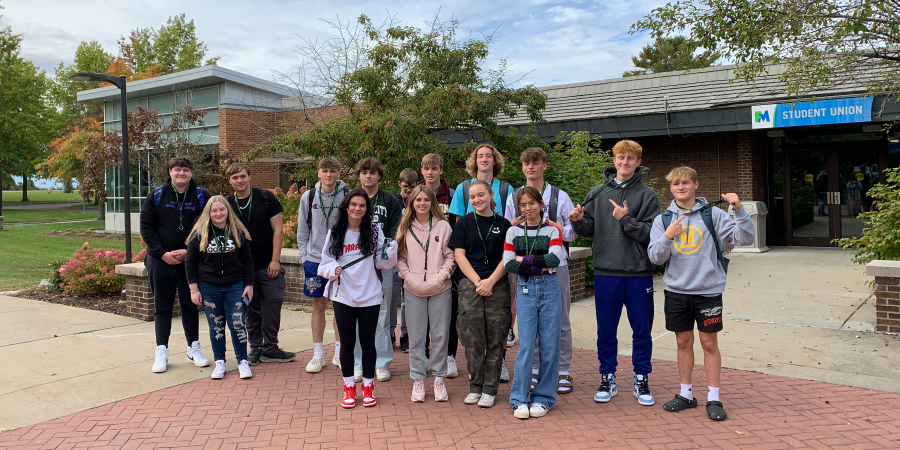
<box><xmin>46</xmin><ymin>259</ymin><xmax>66</xmax><ymax>292</ymax></box>
<box><xmin>835</xmin><ymin>167</ymin><xmax>900</xmax><ymax>265</ymax></box>
<box><xmin>58</xmin><ymin>242</ymin><xmax>140</xmax><ymax>296</ymax></box>
<box><xmin>270</xmin><ymin>183</ymin><xmax>306</xmax><ymax>249</ymax></box>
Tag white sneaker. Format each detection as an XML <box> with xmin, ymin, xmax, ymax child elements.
<box><xmin>633</xmin><ymin>375</ymin><xmax>655</xmax><ymax>406</ymax></box>
<box><xmin>238</xmin><ymin>360</ymin><xmax>252</xmax><ymax>379</ymax></box>
<box><xmin>411</xmin><ymin>379</ymin><xmax>426</xmax><ymax>402</ymax></box>
<box><xmin>464</xmin><ymin>393</ymin><xmax>482</xmax><ymax>405</ymax></box>
<box><xmin>375</xmin><ymin>367</ymin><xmax>391</xmax><ymax>382</ymax></box>
<box><xmin>500</xmin><ymin>359</ymin><xmax>510</xmax><ymax>382</ymax></box>
<box><xmin>477</xmin><ymin>393</ymin><xmax>495</xmax><ymax>408</ymax></box>
<box><xmin>306</xmin><ymin>357</ymin><xmax>326</xmax><ymax>373</ymax></box>
<box><xmin>332</xmin><ymin>354</ymin><xmax>342</xmax><ymax>369</ymax></box>
<box><xmin>211</xmin><ymin>360</ymin><xmax>226</xmax><ymax>379</ymax></box>
<box><xmin>152</xmin><ymin>345</ymin><xmax>168</xmax><ymax>373</ymax></box>
<box><xmin>594</xmin><ymin>373</ymin><xmax>617</xmax><ymax>403</ymax></box>
<box><xmin>354</xmin><ymin>369</ymin><xmax>363</xmax><ymax>383</ymax></box>
<box><xmin>433</xmin><ymin>378</ymin><xmax>449</xmax><ymax>402</ymax></box>
<box><xmin>446</xmin><ymin>356</ymin><xmax>458</xmax><ymax>378</ymax></box>
<box><xmin>529</xmin><ymin>403</ymin><xmax>550</xmax><ymax>418</ymax></box>
<box><xmin>186</xmin><ymin>341</ymin><xmax>210</xmax><ymax>367</ymax></box>
<box><xmin>513</xmin><ymin>404</ymin><xmax>530</xmax><ymax>419</ymax></box>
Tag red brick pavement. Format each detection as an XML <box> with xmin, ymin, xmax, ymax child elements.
<box><xmin>2</xmin><ymin>345</ymin><xmax>900</xmax><ymax>449</ymax></box>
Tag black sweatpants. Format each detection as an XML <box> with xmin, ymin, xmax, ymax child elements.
<box><xmin>333</xmin><ymin>302</ymin><xmax>380</xmax><ymax>380</ymax></box>
<box><xmin>246</xmin><ymin>267</ymin><xmax>286</xmax><ymax>353</ymax></box>
<box><xmin>447</xmin><ymin>283</ymin><xmax>459</xmax><ymax>358</ymax></box>
<box><xmin>146</xmin><ymin>254</ymin><xmax>199</xmax><ymax>347</ymax></box>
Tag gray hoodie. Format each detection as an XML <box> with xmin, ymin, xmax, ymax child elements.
<box><xmin>648</xmin><ymin>198</ymin><xmax>755</xmax><ymax>295</ymax></box>
<box><xmin>297</xmin><ymin>180</ymin><xmax>347</xmax><ymax>264</ymax></box>
<box><xmin>572</xmin><ymin>167</ymin><xmax>660</xmax><ymax>277</ymax></box>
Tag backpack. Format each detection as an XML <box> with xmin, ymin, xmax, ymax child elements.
<box><xmin>513</xmin><ymin>185</ymin><xmax>569</xmax><ymax>253</ymax></box>
<box><xmin>661</xmin><ymin>207</ymin><xmax>729</xmax><ymax>273</ymax></box>
<box><xmin>462</xmin><ymin>179</ymin><xmax>510</xmax><ymax>217</ymax></box>
<box><xmin>306</xmin><ymin>186</ymin><xmax>349</xmax><ymax>230</ymax></box>
<box><xmin>154</xmin><ymin>185</ymin><xmax>206</xmax><ymax>208</ymax></box>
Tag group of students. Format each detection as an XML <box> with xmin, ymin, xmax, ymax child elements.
<box><xmin>142</xmin><ymin>138</ymin><xmax>753</xmax><ymax>421</ymax></box>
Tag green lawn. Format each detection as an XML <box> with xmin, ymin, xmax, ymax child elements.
<box><xmin>0</xmin><ymin>221</ymin><xmax>142</xmax><ymax>291</ymax></box>
<box><xmin>2</xmin><ymin>209</ymin><xmax>98</xmax><ymax>223</ymax></box>
<box><xmin>1</xmin><ymin>190</ymin><xmax>84</xmax><ymax>204</ymax></box>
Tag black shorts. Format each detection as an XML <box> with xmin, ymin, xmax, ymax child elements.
<box><xmin>664</xmin><ymin>290</ymin><xmax>724</xmax><ymax>333</ymax></box>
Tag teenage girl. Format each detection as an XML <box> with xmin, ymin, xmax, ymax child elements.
<box><xmin>396</xmin><ymin>186</ymin><xmax>456</xmax><ymax>402</ymax></box>
<box><xmin>448</xmin><ymin>179</ymin><xmax>512</xmax><ymax>408</ymax></box>
<box><xmin>185</xmin><ymin>195</ymin><xmax>255</xmax><ymax>380</ymax></box>
<box><xmin>318</xmin><ymin>188</ymin><xmax>398</xmax><ymax>408</ymax></box>
<box><xmin>503</xmin><ymin>186</ymin><xmax>563</xmax><ymax>419</ymax></box>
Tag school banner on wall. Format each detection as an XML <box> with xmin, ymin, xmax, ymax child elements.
<box><xmin>751</xmin><ymin>97</ymin><xmax>873</xmax><ymax>129</ymax></box>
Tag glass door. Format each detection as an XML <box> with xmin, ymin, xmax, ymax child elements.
<box><xmin>837</xmin><ymin>147</ymin><xmax>881</xmax><ymax>239</ymax></box>
<box><xmin>785</xmin><ymin>150</ymin><xmax>835</xmax><ymax>246</ymax></box>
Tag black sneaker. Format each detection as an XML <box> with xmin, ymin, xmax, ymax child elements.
<box><xmin>507</xmin><ymin>328</ymin><xmax>517</xmax><ymax>347</ymax></box>
<box><xmin>247</xmin><ymin>347</ymin><xmax>262</xmax><ymax>366</ymax></box>
<box><xmin>400</xmin><ymin>335</ymin><xmax>409</xmax><ymax>353</ymax></box>
<box><xmin>260</xmin><ymin>348</ymin><xmax>296</xmax><ymax>363</ymax></box>
<box><xmin>391</xmin><ymin>334</ymin><xmax>396</xmax><ymax>348</ymax></box>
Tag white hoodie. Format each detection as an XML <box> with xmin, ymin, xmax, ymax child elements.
<box><xmin>318</xmin><ymin>226</ymin><xmax>398</xmax><ymax>307</ymax></box>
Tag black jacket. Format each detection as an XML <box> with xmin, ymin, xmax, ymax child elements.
<box><xmin>572</xmin><ymin>167</ymin><xmax>660</xmax><ymax>277</ymax></box>
<box><xmin>185</xmin><ymin>227</ymin><xmax>254</xmax><ymax>286</ymax></box>
<box><xmin>140</xmin><ymin>178</ymin><xmax>206</xmax><ymax>260</ymax></box>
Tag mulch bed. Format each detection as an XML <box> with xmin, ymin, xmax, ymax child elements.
<box><xmin>43</xmin><ymin>228</ymin><xmax>117</xmax><ymax>238</ymax></box>
<box><xmin>11</xmin><ymin>290</ymin><xmax>127</xmax><ymax>316</ymax></box>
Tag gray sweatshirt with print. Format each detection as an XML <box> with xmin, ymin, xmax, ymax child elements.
<box><xmin>297</xmin><ymin>180</ymin><xmax>347</xmax><ymax>264</ymax></box>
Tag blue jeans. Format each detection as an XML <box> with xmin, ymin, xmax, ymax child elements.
<box><xmin>509</xmin><ymin>274</ymin><xmax>562</xmax><ymax>409</ymax></box>
<box><xmin>198</xmin><ymin>281</ymin><xmax>248</xmax><ymax>362</ymax></box>
<box><xmin>354</xmin><ymin>268</ymin><xmax>398</xmax><ymax>371</ymax></box>
<box><xmin>593</xmin><ymin>275</ymin><xmax>654</xmax><ymax>375</ymax></box>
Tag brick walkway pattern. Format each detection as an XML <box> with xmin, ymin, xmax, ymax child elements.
<box><xmin>2</xmin><ymin>345</ymin><xmax>900</xmax><ymax>449</ymax></box>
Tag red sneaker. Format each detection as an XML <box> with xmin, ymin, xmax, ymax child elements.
<box><xmin>362</xmin><ymin>383</ymin><xmax>377</xmax><ymax>407</ymax></box>
<box><xmin>341</xmin><ymin>383</ymin><xmax>356</xmax><ymax>409</ymax></box>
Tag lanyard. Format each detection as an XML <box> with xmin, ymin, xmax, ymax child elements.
<box><xmin>370</xmin><ymin>191</ymin><xmax>381</xmax><ymax>221</ymax></box>
<box><xmin>522</xmin><ymin>223</ymin><xmax>539</xmax><ymax>255</ymax></box>
<box><xmin>210</xmin><ymin>225</ymin><xmax>229</xmax><ymax>249</ymax></box>
<box><xmin>172</xmin><ymin>183</ymin><xmax>187</xmax><ymax>230</ymax></box>
<box><xmin>473</xmin><ymin>212</ymin><xmax>497</xmax><ymax>265</ymax></box>
<box><xmin>237</xmin><ymin>189</ymin><xmax>252</xmax><ymax>222</ymax></box>
<box><xmin>409</xmin><ymin>216</ymin><xmax>432</xmax><ymax>280</ymax></box>
<box><xmin>585</xmin><ymin>178</ymin><xmax>631</xmax><ymax>205</ymax></box>
<box><xmin>319</xmin><ymin>186</ymin><xmax>337</xmax><ymax>223</ymax></box>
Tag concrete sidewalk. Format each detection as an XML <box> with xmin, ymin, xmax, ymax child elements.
<box><xmin>0</xmin><ymin>247</ymin><xmax>898</xmax><ymax>433</ymax></box>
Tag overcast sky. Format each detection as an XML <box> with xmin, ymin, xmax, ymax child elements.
<box><xmin>1</xmin><ymin>0</ymin><xmax>668</xmax><ymax>89</ymax></box>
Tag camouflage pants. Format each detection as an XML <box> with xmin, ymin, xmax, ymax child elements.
<box><xmin>457</xmin><ymin>277</ymin><xmax>511</xmax><ymax>396</ymax></box>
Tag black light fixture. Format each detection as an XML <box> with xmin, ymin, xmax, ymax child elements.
<box><xmin>70</xmin><ymin>73</ymin><xmax>132</xmax><ymax>262</ymax></box>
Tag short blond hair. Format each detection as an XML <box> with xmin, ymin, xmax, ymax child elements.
<box><xmin>421</xmin><ymin>153</ymin><xmax>443</xmax><ymax>170</ymax></box>
<box><xmin>612</xmin><ymin>140</ymin><xmax>643</xmax><ymax>159</ymax></box>
<box><xmin>465</xmin><ymin>144</ymin><xmax>505</xmax><ymax>178</ymax></box>
<box><xmin>665</xmin><ymin>166</ymin><xmax>698</xmax><ymax>183</ymax></box>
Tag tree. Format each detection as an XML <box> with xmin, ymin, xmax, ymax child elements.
<box><xmin>622</xmin><ymin>36</ymin><xmax>719</xmax><ymax>77</ymax></box>
<box><xmin>47</xmin><ymin>41</ymin><xmax>111</xmax><ymax>121</ymax></box>
<box><xmin>632</xmin><ymin>0</ymin><xmax>900</xmax><ymax>99</ymax></box>
<box><xmin>256</xmin><ymin>13</ymin><xmax>547</xmax><ymax>186</ymax></box>
<box><xmin>836</xmin><ymin>167</ymin><xmax>900</xmax><ymax>263</ymax></box>
<box><xmin>117</xmin><ymin>14</ymin><xmax>219</xmax><ymax>75</ymax></box>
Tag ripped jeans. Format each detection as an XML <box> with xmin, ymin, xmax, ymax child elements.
<box><xmin>198</xmin><ymin>281</ymin><xmax>248</xmax><ymax>362</ymax></box>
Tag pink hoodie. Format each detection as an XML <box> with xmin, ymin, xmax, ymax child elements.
<box><xmin>397</xmin><ymin>218</ymin><xmax>455</xmax><ymax>298</ymax></box>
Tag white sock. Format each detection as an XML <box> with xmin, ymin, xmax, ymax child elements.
<box><xmin>343</xmin><ymin>377</ymin><xmax>355</xmax><ymax>385</ymax></box>
<box><xmin>334</xmin><ymin>341</ymin><xmax>341</xmax><ymax>354</ymax></box>
<box><xmin>708</xmin><ymin>386</ymin><xmax>720</xmax><ymax>402</ymax></box>
<box><xmin>680</xmin><ymin>384</ymin><xmax>693</xmax><ymax>400</ymax></box>
<box><xmin>559</xmin><ymin>371</ymin><xmax>569</xmax><ymax>376</ymax></box>
<box><xmin>313</xmin><ymin>343</ymin><xmax>323</xmax><ymax>359</ymax></box>
<box><xmin>362</xmin><ymin>377</ymin><xmax>374</xmax><ymax>387</ymax></box>
<box><xmin>532</xmin><ymin>368</ymin><xmax>540</xmax><ymax>376</ymax></box>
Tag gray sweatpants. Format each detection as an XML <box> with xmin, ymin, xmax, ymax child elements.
<box><xmin>532</xmin><ymin>265</ymin><xmax>572</xmax><ymax>372</ymax></box>
<box><xmin>405</xmin><ymin>288</ymin><xmax>451</xmax><ymax>380</ymax></box>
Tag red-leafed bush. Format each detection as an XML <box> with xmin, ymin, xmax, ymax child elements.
<box><xmin>58</xmin><ymin>242</ymin><xmax>144</xmax><ymax>296</ymax></box>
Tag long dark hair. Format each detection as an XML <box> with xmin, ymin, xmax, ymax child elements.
<box><xmin>328</xmin><ymin>187</ymin><xmax>375</xmax><ymax>258</ymax></box>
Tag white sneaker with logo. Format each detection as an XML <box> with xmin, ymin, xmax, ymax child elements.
<box><xmin>186</xmin><ymin>341</ymin><xmax>210</xmax><ymax>367</ymax></box>
<box><xmin>238</xmin><ymin>360</ymin><xmax>253</xmax><ymax>379</ymax></box>
<box><xmin>152</xmin><ymin>345</ymin><xmax>168</xmax><ymax>373</ymax></box>
<box><xmin>211</xmin><ymin>360</ymin><xmax>226</xmax><ymax>379</ymax></box>
<box><xmin>513</xmin><ymin>404</ymin><xmax>530</xmax><ymax>419</ymax></box>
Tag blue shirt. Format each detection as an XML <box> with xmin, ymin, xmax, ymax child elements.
<box><xmin>448</xmin><ymin>178</ymin><xmax>514</xmax><ymax>217</ymax></box>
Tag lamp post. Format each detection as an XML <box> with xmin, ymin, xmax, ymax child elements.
<box><xmin>70</xmin><ymin>73</ymin><xmax>131</xmax><ymax>262</ymax></box>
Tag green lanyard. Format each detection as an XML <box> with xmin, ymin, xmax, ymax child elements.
<box><xmin>210</xmin><ymin>225</ymin><xmax>230</xmax><ymax>250</ymax></box>
<box><xmin>522</xmin><ymin>223</ymin><xmax>539</xmax><ymax>255</ymax></box>
<box><xmin>319</xmin><ymin>186</ymin><xmax>337</xmax><ymax>223</ymax></box>
<box><xmin>236</xmin><ymin>189</ymin><xmax>252</xmax><ymax>222</ymax></box>
<box><xmin>473</xmin><ymin>212</ymin><xmax>497</xmax><ymax>265</ymax></box>
<box><xmin>409</xmin><ymin>216</ymin><xmax>433</xmax><ymax>280</ymax></box>
<box><xmin>585</xmin><ymin>178</ymin><xmax>631</xmax><ymax>205</ymax></box>
<box><xmin>172</xmin><ymin>183</ymin><xmax>187</xmax><ymax>230</ymax></box>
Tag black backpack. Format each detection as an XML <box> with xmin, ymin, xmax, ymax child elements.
<box><xmin>661</xmin><ymin>208</ymin><xmax>729</xmax><ymax>273</ymax></box>
<box><xmin>306</xmin><ymin>187</ymin><xmax>349</xmax><ymax>230</ymax></box>
<box><xmin>461</xmin><ymin>179</ymin><xmax>511</xmax><ymax>217</ymax></box>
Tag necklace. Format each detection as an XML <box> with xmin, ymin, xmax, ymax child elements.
<box><xmin>236</xmin><ymin>189</ymin><xmax>252</xmax><ymax>222</ymax></box>
<box><xmin>409</xmin><ymin>216</ymin><xmax>433</xmax><ymax>281</ymax></box>
<box><xmin>473</xmin><ymin>211</ymin><xmax>497</xmax><ymax>265</ymax></box>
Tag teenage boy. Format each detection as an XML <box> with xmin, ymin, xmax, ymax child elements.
<box><xmin>226</xmin><ymin>163</ymin><xmax>295</xmax><ymax>366</ymax></box>
<box><xmin>298</xmin><ymin>157</ymin><xmax>347</xmax><ymax>373</ymax></box>
<box><xmin>569</xmin><ymin>139</ymin><xmax>660</xmax><ymax>406</ymax></box>
<box><xmin>448</xmin><ymin>145</ymin><xmax>514</xmax><ymax>379</ymax></box>
<box><xmin>503</xmin><ymin>147</ymin><xmax>577</xmax><ymax>395</ymax></box>
<box><xmin>648</xmin><ymin>166</ymin><xmax>753</xmax><ymax>421</ymax></box>
<box><xmin>141</xmin><ymin>156</ymin><xmax>209</xmax><ymax>373</ymax></box>
<box><xmin>397</xmin><ymin>168</ymin><xmax>418</xmax><ymax>209</ymax></box>
<box><xmin>355</xmin><ymin>157</ymin><xmax>402</xmax><ymax>382</ymax></box>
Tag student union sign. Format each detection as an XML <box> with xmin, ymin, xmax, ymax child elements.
<box><xmin>751</xmin><ymin>97</ymin><xmax>873</xmax><ymax>129</ymax></box>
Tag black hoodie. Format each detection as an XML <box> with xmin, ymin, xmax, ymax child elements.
<box><xmin>571</xmin><ymin>167</ymin><xmax>660</xmax><ymax>277</ymax></box>
<box><xmin>140</xmin><ymin>178</ymin><xmax>207</xmax><ymax>260</ymax></box>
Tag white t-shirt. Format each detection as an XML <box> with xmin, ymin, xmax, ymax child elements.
<box><xmin>318</xmin><ymin>228</ymin><xmax>397</xmax><ymax>307</ymax></box>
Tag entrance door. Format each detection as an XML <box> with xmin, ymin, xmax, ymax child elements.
<box><xmin>784</xmin><ymin>143</ymin><xmax>886</xmax><ymax>245</ymax></box>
